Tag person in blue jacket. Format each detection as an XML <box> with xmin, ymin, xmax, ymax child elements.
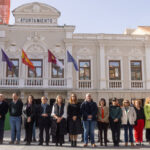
<box><xmin>80</xmin><ymin>93</ymin><xmax>98</xmax><ymax>147</ymax></box>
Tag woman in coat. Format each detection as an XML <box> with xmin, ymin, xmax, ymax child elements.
<box><xmin>121</xmin><ymin>99</ymin><xmax>136</xmax><ymax>146</ymax></box>
<box><xmin>144</xmin><ymin>97</ymin><xmax>150</xmax><ymax>143</ymax></box>
<box><xmin>97</xmin><ymin>98</ymin><xmax>109</xmax><ymax>146</ymax></box>
<box><xmin>51</xmin><ymin>95</ymin><xmax>67</xmax><ymax>146</ymax></box>
<box><xmin>67</xmin><ymin>93</ymin><xmax>83</xmax><ymax>147</ymax></box>
<box><xmin>134</xmin><ymin>99</ymin><xmax>145</xmax><ymax>146</ymax></box>
<box><xmin>22</xmin><ymin>95</ymin><xmax>35</xmax><ymax>145</ymax></box>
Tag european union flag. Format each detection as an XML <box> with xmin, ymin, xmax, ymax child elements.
<box><xmin>67</xmin><ymin>51</ymin><xmax>79</xmax><ymax>71</ymax></box>
<box><xmin>1</xmin><ymin>49</ymin><xmax>14</xmax><ymax>70</ymax></box>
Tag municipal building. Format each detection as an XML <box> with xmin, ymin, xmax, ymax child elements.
<box><xmin>0</xmin><ymin>2</ymin><xmax>150</xmax><ymax>105</ymax></box>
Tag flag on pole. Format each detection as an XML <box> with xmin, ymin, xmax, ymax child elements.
<box><xmin>1</xmin><ymin>49</ymin><xmax>14</xmax><ymax>70</ymax></box>
<box><xmin>48</xmin><ymin>50</ymin><xmax>64</xmax><ymax>69</ymax></box>
<box><xmin>67</xmin><ymin>50</ymin><xmax>78</xmax><ymax>71</ymax></box>
<box><xmin>22</xmin><ymin>50</ymin><xmax>35</xmax><ymax>70</ymax></box>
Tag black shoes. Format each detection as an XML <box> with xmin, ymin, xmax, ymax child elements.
<box><xmin>0</xmin><ymin>140</ymin><xmax>3</xmax><ymax>144</ymax></box>
<box><xmin>32</xmin><ymin>138</ymin><xmax>37</xmax><ymax>142</ymax></box>
<box><xmin>38</xmin><ymin>143</ymin><xmax>43</xmax><ymax>145</ymax></box>
<box><xmin>46</xmin><ymin>143</ymin><xmax>49</xmax><ymax>146</ymax></box>
<box><xmin>71</xmin><ymin>141</ymin><xmax>73</xmax><ymax>147</ymax></box>
<box><xmin>56</xmin><ymin>142</ymin><xmax>62</xmax><ymax>146</ymax></box>
<box><xmin>25</xmin><ymin>142</ymin><xmax>30</xmax><ymax>145</ymax></box>
<box><xmin>71</xmin><ymin>141</ymin><xmax>77</xmax><ymax>147</ymax></box>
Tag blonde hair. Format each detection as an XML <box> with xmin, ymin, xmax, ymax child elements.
<box><xmin>41</xmin><ymin>96</ymin><xmax>48</xmax><ymax>101</ymax></box>
<box><xmin>122</xmin><ymin>99</ymin><xmax>130</xmax><ymax>107</ymax></box>
<box><xmin>145</xmin><ymin>97</ymin><xmax>150</xmax><ymax>105</ymax></box>
<box><xmin>55</xmin><ymin>95</ymin><xmax>63</xmax><ymax>104</ymax></box>
<box><xmin>69</xmin><ymin>93</ymin><xmax>77</xmax><ymax>104</ymax></box>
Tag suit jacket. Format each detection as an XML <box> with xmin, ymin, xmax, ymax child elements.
<box><xmin>0</xmin><ymin>101</ymin><xmax>8</xmax><ymax>120</ymax></box>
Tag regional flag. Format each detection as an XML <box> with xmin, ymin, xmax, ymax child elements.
<box><xmin>1</xmin><ymin>48</ymin><xmax>13</xmax><ymax>70</ymax></box>
<box><xmin>67</xmin><ymin>50</ymin><xmax>78</xmax><ymax>71</ymax></box>
<box><xmin>22</xmin><ymin>50</ymin><xmax>35</xmax><ymax>70</ymax></box>
<box><xmin>48</xmin><ymin>50</ymin><xmax>64</xmax><ymax>69</ymax></box>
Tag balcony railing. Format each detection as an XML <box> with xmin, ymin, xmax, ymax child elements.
<box><xmin>109</xmin><ymin>80</ymin><xmax>122</xmax><ymax>89</ymax></box>
<box><xmin>78</xmin><ymin>80</ymin><xmax>93</xmax><ymax>89</ymax></box>
<box><xmin>0</xmin><ymin>78</ymin><xmax>19</xmax><ymax>87</ymax></box>
<box><xmin>0</xmin><ymin>78</ymin><xmax>67</xmax><ymax>89</ymax></box>
<box><xmin>48</xmin><ymin>78</ymin><xmax>67</xmax><ymax>87</ymax></box>
<box><xmin>25</xmin><ymin>78</ymin><xmax>43</xmax><ymax>87</ymax></box>
<box><xmin>131</xmin><ymin>80</ymin><xmax>144</xmax><ymax>88</ymax></box>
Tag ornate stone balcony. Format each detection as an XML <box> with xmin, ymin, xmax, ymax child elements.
<box><xmin>131</xmin><ymin>80</ymin><xmax>144</xmax><ymax>89</ymax></box>
<box><xmin>109</xmin><ymin>80</ymin><xmax>123</xmax><ymax>89</ymax></box>
<box><xmin>0</xmin><ymin>78</ymin><xmax>67</xmax><ymax>89</ymax></box>
<box><xmin>78</xmin><ymin>80</ymin><xmax>93</xmax><ymax>89</ymax></box>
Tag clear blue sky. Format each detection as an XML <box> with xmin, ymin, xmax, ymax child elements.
<box><xmin>10</xmin><ymin>0</ymin><xmax>150</xmax><ymax>34</ymax></box>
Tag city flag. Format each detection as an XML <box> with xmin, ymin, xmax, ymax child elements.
<box><xmin>48</xmin><ymin>50</ymin><xmax>64</xmax><ymax>69</ymax></box>
<box><xmin>22</xmin><ymin>50</ymin><xmax>35</xmax><ymax>70</ymax></box>
<box><xmin>1</xmin><ymin>49</ymin><xmax>13</xmax><ymax>70</ymax></box>
<box><xmin>67</xmin><ymin>50</ymin><xmax>79</xmax><ymax>71</ymax></box>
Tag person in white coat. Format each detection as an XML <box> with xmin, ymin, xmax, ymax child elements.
<box><xmin>121</xmin><ymin>99</ymin><xmax>136</xmax><ymax>146</ymax></box>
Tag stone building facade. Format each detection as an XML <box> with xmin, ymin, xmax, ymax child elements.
<box><xmin>0</xmin><ymin>2</ymin><xmax>150</xmax><ymax>105</ymax></box>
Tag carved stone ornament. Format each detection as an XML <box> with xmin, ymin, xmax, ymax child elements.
<box><xmin>107</xmin><ymin>47</ymin><xmax>121</xmax><ymax>55</ymax></box>
<box><xmin>77</xmin><ymin>47</ymin><xmax>92</xmax><ymax>55</ymax></box>
<box><xmin>6</xmin><ymin>46</ymin><xmax>21</xmax><ymax>55</ymax></box>
<box><xmin>27</xmin><ymin>44</ymin><xmax>45</xmax><ymax>53</ymax></box>
<box><xmin>129</xmin><ymin>48</ymin><xmax>143</xmax><ymax>56</ymax></box>
<box><xmin>32</xmin><ymin>4</ymin><xmax>41</xmax><ymax>13</ymax></box>
<box><xmin>27</xmin><ymin>32</ymin><xmax>45</xmax><ymax>42</ymax></box>
<box><xmin>51</xmin><ymin>47</ymin><xmax>65</xmax><ymax>58</ymax></box>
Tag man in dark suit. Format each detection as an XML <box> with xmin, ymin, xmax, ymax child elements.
<box><xmin>0</xmin><ymin>94</ymin><xmax>8</xmax><ymax>144</ymax></box>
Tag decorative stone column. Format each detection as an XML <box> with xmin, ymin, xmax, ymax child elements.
<box><xmin>145</xmin><ymin>44</ymin><xmax>150</xmax><ymax>89</ymax></box>
<box><xmin>65</xmin><ymin>43</ymin><xmax>73</xmax><ymax>89</ymax></box>
<box><xmin>43</xmin><ymin>54</ymin><xmax>48</xmax><ymax>88</ymax></box>
<box><xmin>0</xmin><ymin>44</ymin><xmax>4</xmax><ymax>78</ymax></box>
<box><xmin>20</xmin><ymin>91</ymin><xmax>25</xmax><ymax>102</ymax></box>
<box><xmin>99</xmin><ymin>44</ymin><xmax>106</xmax><ymax>89</ymax></box>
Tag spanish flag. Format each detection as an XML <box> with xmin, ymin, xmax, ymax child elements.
<box><xmin>22</xmin><ymin>50</ymin><xmax>35</xmax><ymax>70</ymax></box>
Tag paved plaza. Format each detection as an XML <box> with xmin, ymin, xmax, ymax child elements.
<box><xmin>0</xmin><ymin>128</ymin><xmax>150</xmax><ymax>150</ymax></box>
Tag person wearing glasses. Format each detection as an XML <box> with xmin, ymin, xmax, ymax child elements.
<box><xmin>109</xmin><ymin>97</ymin><xmax>122</xmax><ymax>147</ymax></box>
<box><xmin>121</xmin><ymin>100</ymin><xmax>136</xmax><ymax>146</ymax></box>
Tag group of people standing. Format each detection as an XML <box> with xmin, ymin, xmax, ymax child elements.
<box><xmin>0</xmin><ymin>92</ymin><xmax>150</xmax><ymax>148</ymax></box>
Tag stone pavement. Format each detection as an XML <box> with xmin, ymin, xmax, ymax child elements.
<box><xmin>0</xmin><ymin>128</ymin><xmax>150</xmax><ymax>150</ymax></box>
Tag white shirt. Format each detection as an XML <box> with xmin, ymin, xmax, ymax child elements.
<box><xmin>51</xmin><ymin>104</ymin><xmax>67</xmax><ymax>119</ymax></box>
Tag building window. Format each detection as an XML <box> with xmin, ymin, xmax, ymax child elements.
<box><xmin>79</xmin><ymin>60</ymin><xmax>91</xmax><ymax>80</ymax></box>
<box><xmin>28</xmin><ymin>60</ymin><xmax>43</xmax><ymax>78</ymax></box>
<box><xmin>51</xmin><ymin>59</ymin><xmax>64</xmax><ymax>78</ymax></box>
<box><xmin>131</xmin><ymin>61</ymin><xmax>142</xmax><ymax>80</ymax></box>
<box><xmin>6</xmin><ymin>59</ymin><xmax>19</xmax><ymax>77</ymax></box>
<box><xmin>109</xmin><ymin>60</ymin><xmax>121</xmax><ymax>80</ymax></box>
